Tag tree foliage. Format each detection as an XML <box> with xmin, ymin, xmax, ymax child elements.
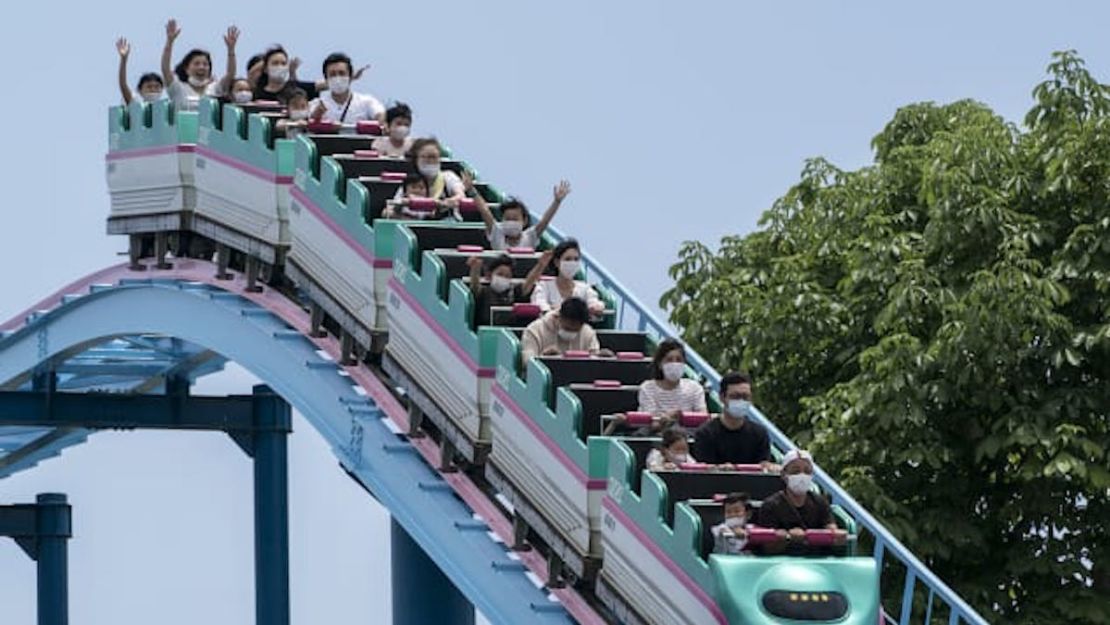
<box><xmin>662</xmin><ymin>51</ymin><xmax>1110</xmax><ymax>623</ymax></box>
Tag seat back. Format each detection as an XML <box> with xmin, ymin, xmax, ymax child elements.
<box><xmin>538</xmin><ymin>356</ymin><xmax>651</xmax><ymax>390</ymax></box>
<box><xmin>568</xmin><ymin>384</ymin><xmax>640</xmax><ymax>439</ymax></box>
<box><xmin>657</xmin><ymin>470</ymin><xmax>782</xmax><ymax>524</ymax></box>
<box><xmin>306</xmin><ymin>134</ymin><xmax>376</xmax><ymax>156</ymax></box>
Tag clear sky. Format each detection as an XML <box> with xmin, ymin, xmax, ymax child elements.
<box><xmin>0</xmin><ymin>1</ymin><xmax>1108</xmax><ymax>623</ymax></box>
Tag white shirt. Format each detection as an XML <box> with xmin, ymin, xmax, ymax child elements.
<box><xmin>311</xmin><ymin>90</ymin><xmax>385</xmax><ymax>124</ymax></box>
<box><xmin>637</xmin><ymin>379</ymin><xmax>708</xmax><ymax>415</ymax></box>
<box><xmin>168</xmin><ymin>80</ymin><xmax>224</xmax><ymax>112</ymax></box>
<box><xmin>531</xmin><ymin>279</ymin><xmax>602</xmax><ymax>313</ymax></box>
<box><xmin>371</xmin><ymin>135</ymin><xmax>414</xmax><ymax>158</ymax></box>
<box><xmin>646</xmin><ymin>448</ymin><xmax>697</xmax><ymax>471</ymax></box>
<box><xmin>488</xmin><ymin>222</ymin><xmax>540</xmax><ymax>250</ymax></box>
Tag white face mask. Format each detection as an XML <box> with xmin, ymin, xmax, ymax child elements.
<box><xmin>390</xmin><ymin>125</ymin><xmax>411</xmax><ymax>141</ymax></box>
<box><xmin>662</xmin><ymin>361</ymin><xmax>685</xmax><ymax>382</ymax></box>
<box><xmin>726</xmin><ymin>399</ymin><xmax>751</xmax><ymax>419</ymax></box>
<box><xmin>233</xmin><ymin>90</ymin><xmax>252</xmax><ymax>104</ymax></box>
<box><xmin>489</xmin><ymin>275</ymin><xmax>513</xmax><ymax>294</ymax></box>
<box><xmin>418</xmin><ymin>163</ymin><xmax>440</xmax><ymax>178</ymax></box>
<box><xmin>269</xmin><ymin>65</ymin><xmax>289</xmax><ymax>83</ymax></box>
<box><xmin>501</xmin><ymin>220</ymin><xmax>524</xmax><ymax>237</ymax></box>
<box><xmin>327</xmin><ymin>75</ymin><xmax>350</xmax><ymax>95</ymax></box>
<box><xmin>557</xmin><ymin>328</ymin><xmax>578</xmax><ymax>342</ymax></box>
<box><xmin>288</xmin><ymin>109</ymin><xmax>310</xmax><ymax>121</ymax></box>
<box><xmin>725</xmin><ymin>515</ymin><xmax>747</xmax><ymax>529</ymax></box>
<box><xmin>786</xmin><ymin>473</ymin><xmax>813</xmax><ymax>495</ymax></box>
<box><xmin>559</xmin><ymin>259</ymin><xmax>581</xmax><ymax>279</ymax></box>
<box><xmin>141</xmin><ymin>91</ymin><xmax>164</xmax><ymax>103</ymax></box>
<box><xmin>670</xmin><ymin>453</ymin><xmax>688</xmax><ymax>464</ymax></box>
<box><xmin>188</xmin><ymin>75</ymin><xmax>208</xmax><ymax>88</ymax></box>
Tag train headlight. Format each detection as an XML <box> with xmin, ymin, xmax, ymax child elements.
<box><xmin>762</xmin><ymin>590</ymin><xmax>848</xmax><ymax>621</ymax></box>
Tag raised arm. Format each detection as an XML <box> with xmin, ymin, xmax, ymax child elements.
<box><xmin>162</xmin><ymin>19</ymin><xmax>181</xmax><ymax>86</ymax></box>
<box><xmin>220</xmin><ymin>26</ymin><xmax>240</xmax><ymax>91</ymax></box>
<box><xmin>116</xmin><ymin>38</ymin><xmax>133</xmax><ymax>104</ymax></box>
<box><xmin>465</xmin><ymin>255</ymin><xmax>483</xmax><ymax>295</ymax></box>
<box><xmin>463</xmin><ymin>171</ymin><xmax>497</xmax><ymax>233</ymax></box>
<box><xmin>534</xmin><ymin>179</ymin><xmax>570</xmax><ymax>238</ymax></box>
<box><xmin>520</xmin><ymin>249</ymin><xmax>553</xmax><ymax>298</ymax></box>
<box><xmin>247</xmin><ymin>58</ymin><xmax>263</xmax><ymax>87</ymax></box>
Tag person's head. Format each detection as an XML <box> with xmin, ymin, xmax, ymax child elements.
<box><xmin>485</xmin><ymin>255</ymin><xmax>514</xmax><ymax>294</ymax></box>
<box><xmin>174</xmin><ymin>49</ymin><xmax>212</xmax><ymax>84</ymax></box>
<box><xmin>651</xmin><ymin>338</ymin><xmax>687</xmax><ymax>382</ymax></box>
<box><xmin>557</xmin><ymin>297</ymin><xmax>589</xmax><ymax>339</ymax></box>
<box><xmin>287</xmin><ymin>88</ymin><xmax>309</xmax><ymax>120</ymax></box>
<box><xmin>322</xmin><ymin>52</ymin><xmax>353</xmax><ymax>95</ymax></box>
<box><xmin>780</xmin><ymin>449</ymin><xmax>815</xmax><ymax>496</ymax></box>
<box><xmin>403</xmin><ymin>173</ymin><xmax>428</xmax><ymax>198</ymax></box>
<box><xmin>552</xmin><ymin>239</ymin><xmax>582</xmax><ymax>280</ymax></box>
<box><xmin>261</xmin><ymin>46</ymin><xmax>290</xmax><ymax>85</ymax></box>
<box><xmin>722</xmin><ymin>492</ymin><xmax>750</xmax><ymax>525</ymax></box>
<box><xmin>386</xmin><ymin>102</ymin><xmax>413</xmax><ymax>140</ymax></box>
<box><xmin>719</xmin><ymin>371</ymin><xmax>753</xmax><ymax>426</ymax></box>
<box><xmin>499</xmin><ymin>198</ymin><xmax>531</xmax><ymax>237</ymax></box>
<box><xmin>409</xmin><ymin>138</ymin><xmax>443</xmax><ymax>179</ymax></box>
<box><xmin>137</xmin><ymin>73</ymin><xmax>164</xmax><ymax>102</ymax></box>
<box><xmin>246</xmin><ymin>53</ymin><xmax>264</xmax><ymax>75</ymax></box>
<box><xmin>230</xmin><ymin>78</ymin><xmax>253</xmax><ymax>104</ymax></box>
<box><xmin>660</xmin><ymin>427</ymin><xmax>691</xmax><ymax>463</ymax></box>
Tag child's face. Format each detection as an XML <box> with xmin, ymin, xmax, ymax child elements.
<box><xmin>723</xmin><ymin>501</ymin><xmax>747</xmax><ymax>521</ymax></box>
<box><xmin>501</xmin><ymin>207</ymin><xmax>526</xmax><ymax>226</ymax></box>
<box><xmin>390</xmin><ymin>116</ymin><xmax>412</xmax><ymax>131</ymax></box>
<box><xmin>405</xmin><ymin>181</ymin><xmax>428</xmax><ymax>197</ymax></box>
<box><xmin>490</xmin><ymin>266</ymin><xmax>513</xmax><ymax>280</ymax></box>
<box><xmin>665</xmin><ymin>439</ymin><xmax>689</xmax><ymax>461</ymax></box>
<box><xmin>288</xmin><ymin>96</ymin><xmax>309</xmax><ymax>118</ymax></box>
<box><xmin>139</xmin><ymin>80</ymin><xmax>164</xmax><ymax>99</ymax></box>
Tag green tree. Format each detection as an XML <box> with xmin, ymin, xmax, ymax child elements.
<box><xmin>662</xmin><ymin>51</ymin><xmax>1110</xmax><ymax>624</ymax></box>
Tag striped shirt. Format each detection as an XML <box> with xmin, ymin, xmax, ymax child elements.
<box><xmin>637</xmin><ymin>379</ymin><xmax>707</xmax><ymax>415</ymax></box>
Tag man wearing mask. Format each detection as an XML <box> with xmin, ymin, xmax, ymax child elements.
<box><xmin>755</xmin><ymin>449</ymin><xmax>846</xmax><ymax>553</ymax></box>
<box><xmin>692</xmin><ymin>372</ymin><xmax>773</xmax><ymax>469</ymax></box>
<box><xmin>521</xmin><ymin>297</ymin><xmax>609</xmax><ymax>362</ymax></box>
<box><xmin>310</xmin><ymin>52</ymin><xmax>385</xmax><ymax>124</ymax></box>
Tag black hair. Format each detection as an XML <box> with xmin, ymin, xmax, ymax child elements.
<box><xmin>552</xmin><ymin>238</ymin><xmax>581</xmax><ymax>262</ymax></box>
<box><xmin>485</xmin><ymin>254</ymin><xmax>514</xmax><ymax>275</ymax></box>
<box><xmin>174</xmin><ymin>49</ymin><xmax>212</xmax><ymax>82</ymax></box>
<box><xmin>259</xmin><ymin>46</ymin><xmax>289</xmax><ymax>85</ymax></box>
<box><xmin>721</xmin><ymin>492</ymin><xmax>750</xmax><ymax>509</ymax></box>
<box><xmin>651</xmin><ymin>338</ymin><xmax>686</xmax><ymax>380</ymax></box>
<box><xmin>386</xmin><ymin>102</ymin><xmax>413</xmax><ymax>124</ymax></box>
<box><xmin>322</xmin><ymin>52</ymin><xmax>353</xmax><ymax>76</ymax></box>
<box><xmin>287</xmin><ymin>87</ymin><xmax>308</xmax><ymax>103</ymax></box>
<box><xmin>246</xmin><ymin>53</ymin><xmax>263</xmax><ymax>74</ymax></box>
<box><xmin>660</xmin><ymin>426</ymin><xmax>689</xmax><ymax>450</ymax></box>
<box><xmin>719</xmin><ymin>371</ymin><xmax>752</xmax><ymax>395</ymax></box>
<box><xmin>136</xmin><ymin>73</ymin><xmax>164</xmax><ymax>90</ymax></box>
<box><xmin>499</xmin><ymin>198</ymin><xmax>530</xmax><ymax>226</ymax></box>
<box><xmin>408</xmin><ymin>137</ymin><xmax>442</xmax><ymax>166</ymax></box>
<box><xmin>559</xmin><ymin>297</ymin><xmax>589</xmax><ymax>325</ymax></box>
<box><xmin>403</xmin><ymin>172</ymin><xmax>426</xmax><ymax>189</ymax></box>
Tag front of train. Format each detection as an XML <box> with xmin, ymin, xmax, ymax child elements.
<box><xmin>710</xmin><ymin>555</ymin><xmax>880</xmax><ymax>624</ymax></box>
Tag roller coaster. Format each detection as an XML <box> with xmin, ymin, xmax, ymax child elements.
<box><xmin>0</xmin><ymin>93</ymin><xmax>993</xmax><ymax>624</ymax></box>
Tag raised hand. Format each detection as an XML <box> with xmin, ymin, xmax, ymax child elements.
<box><xmin>289</xmin><ymin>56</ymin><xmax>302</xmax><ymax>75</ymax></box>
<box><xmin>553</xmin><ymin>179</ymin><xmax>571</xmax><ymax>202</ymax></box>
<box><xmin>353</xmin><ymin>64</ymin><xmax>371</xmax><ymax>81</ymax></box>
<box><xmin>165</xmin><ymin>19</ymin><xmax>181</xmax><ymax>42</ymax></box>
<box><xmin>116</xmin><ymin>37</ymin><xmax>131</xmax><ymax>58</ymax></box>
<box><xmin>461</xmin><ymin>170</ymin><xmax>475</xmax><ymax>191</ymax></box>
<box><xmin>465</xmin><ymin>255</ymin><xmax>484</xmax><ymax>270</ymax></box>
<box><xmin>536</xmin><ymin>249</ymin><xmax>554</xmax><ymax>268</ymax></box>
<box><xmin>224</xmin><ymin>25</ymin><xmax>240</xmax><ymax>49</ymax></box>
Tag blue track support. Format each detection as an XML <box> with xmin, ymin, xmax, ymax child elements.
<box><xmin>251</xmin><ymin>385</ymin><xmax>291</xmax><ymax>625</ymax></box>
<box><xmin>391</xmin><ymin>518</ymin><xmax>475</xmax><ymax>625</ymax></box>
<box><xmin>0</xmin><ymin>492</ymin><xmax>71</xmax><ymax>625</ymax></box>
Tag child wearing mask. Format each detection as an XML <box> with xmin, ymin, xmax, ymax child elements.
<box><xmin>465</xmin><ymin>174</ymin><xmax>570</xmax><ymax>251</ymax></box>
<box><xmin>646</xmin><ymin>427</ymin><xmax>696</xmax><ymax>471</ymax></box>
<box><xmin>530</xmin><ymin>239</ymin><xmax>604</xmax><ymax>316</ymax></box>
<box><xmin>382</xmin><ymin>174</ymin><xmax>450</xmax><ymax>220</ymax></box>
<box><xmin>466</xmin><ymin>250</ymin><xmax>552</xmax><ymax>327</ymax></box>
<box><xmin>371</xmin><ymin>102</ymin><xmax>415</xmax><ymax>158</ymax></box>
<box><xmin>228</xmin><ymin>78</ymin><xmax>254</xmax><ymax>105</ymax></box>
<box><xmin>116</xmin><ymin>37</ymin><xmax>165</xmax><ymax>104</ymax></box>
<box><xmin>275</xmin><ymin>88</ymin><xmax>311</xmax><ymax>140</ymax></box>
<box><xmin>711</xmin><ymin>493</ymin><xmax>753</xmax><ymax>555</ymax></box>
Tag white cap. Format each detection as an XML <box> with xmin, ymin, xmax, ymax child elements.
<box><xmin>780</xmin><ymin>449</ymin><xmax>813</xmax><ymax>470</ymax></box>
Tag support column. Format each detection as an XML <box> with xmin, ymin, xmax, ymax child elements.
<box><xmin>251</xmin><ymin>386</ymin><xmax>291</xmax><ymax>625</ymax></box>
<box><xmin>391</xmin><ymin>518</ymin><xmax>474</xmax><ymax>625</ymax></box>
<box><xmin>35</xmin><ymin>494</ymin><xmax>70</xmax><ymax>625</ymax></box>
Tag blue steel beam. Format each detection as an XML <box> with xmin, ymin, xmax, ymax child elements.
<box><xmin>0</xmin><ymin>391</ymin><xmax>259</xmax><ymax>431</ymax></box>
<box><xmin>0</xmin><ymin>280</ymin><xmax>573</xmax><ymax>625</ymax></box>
<box><xmin>0</xmin><ymin>493</ymin><xmax>72</xmax><ymax>625</ymax></box>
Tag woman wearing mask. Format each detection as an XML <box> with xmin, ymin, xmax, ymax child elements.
<box><xmin>251</xmin><ymin>45</ymin><xmax>319</xmax><ymax>104</ymax></box>
<box><xmin>530</xmin><ymin>239</ymin><xmax>604</xmax><ymax>316</ymax></box>
<box><xmin>646</xmin><ymin>427</ymin><xmax>696</xmax><ymax>471</ymax></box>
<box><xmin>161</xmin><ymin>19</ymin><xmax>239</xmax><ymax>111</ymax></box>
<box><xmin>608</xmin><ymin>339</ymin><xmax>707</xmax><ymax>436</ymax></box>
<box><xmin>116</xmin><ymin>37</ymin><xmax>164</xmax><ymax>104</ymax></box>
<box><xmin>404</xmin><ymin>138</ymin><xmax>467</xmax><ymax>211</ymax></box>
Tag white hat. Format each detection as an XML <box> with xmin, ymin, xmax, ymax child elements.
<box><xmin>781</xmin><ymin>449</ymin><xmax>813</xmax><ymax>470</ymax></box>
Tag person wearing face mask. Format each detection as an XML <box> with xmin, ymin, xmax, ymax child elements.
<box><xmin>116</xmin><ymin>37</ymin><xmax>165</xmax><ymax>105</ymax></box>
<box><xmin>371</xmin><ymin>103</ymin><xmax>415</xmax><ymax>158</ymax></box>
<box><xmin>224</xmin><ymin>78</ymin><xmax>254</xmax><ymax>105</ymax></box>
<box><xmin>711</xmin><ymin>493</ymin><xmax>753</xmax><ymax>555</ymax></box>
<box><xmin>161</xmin><ymin>20</ymin><xmax>239</xmax><ymax>111</ymax></box>
<box><xmin>251</xmin><ymin>45</ymin><xmax>319</xmax><ymax>105</ymax></box>
<box><xmin>466</xmin><ymin>251</ymin><xmax>552</xmax><ymax>326</ymax></box>
<box><xmin>401</xmin><ymin>138</ymin><xmax>467</xmax><ymax>212</ymax></box>
<box><xmin>309</xmin><ymin>53</ymin><xmax>385</xmax><ymax>125</ymax></box>
<box><xmin>646</xmin><ymin>427</ymin><xmax>697</xmax><ymax>471</ymax></box>
<box><xmin>275</xmin><ymin>89</ymin><xmax>311</xmax><ymax>140</ymax></box>
<box><xmin>530</xmin><ymin>239</ymin><xmax>605</xmax><ymax>318</ymax></box>
<box><xmin>466</xmin><ymin>175</ymin><xmax>570</xmax><ymax>251</ymax></box>
<box><xmin>691</xmin><ymin>372</ymin><xmax>773</xmax><ymax>469</ymax></box>
<box><xmin>626</xmin><ymin>339</ymin><xmax>709</xmax><ymax>435</ymax></box>
<box><xmin>521</xmin><ymin>297</ymin><xmax>609</xmax><ymax>362</ymax></box>
<box><xmin>755</xmin><ymin>449</ymin><xmax>846</xmax><ymax>553</ymax></box>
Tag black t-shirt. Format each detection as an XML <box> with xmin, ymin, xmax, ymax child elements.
<box><xmin>253</xmin><ymin>80</ymin><xmax>319</xmax><ymax>105</ymax></box>
<box><xmin>756</xmin><ymin>490</ymin><xmax>832</xmax><ymax>530</ymax></box>
<box><xmin>474</xmin><ymin>284</ymin><xmax>529</xmax><ymax>327</ymax></box>
<box><xmin>691</xmin><ymin>417</ymin><xmax>771</xmax><ymax>465</ymax></box>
